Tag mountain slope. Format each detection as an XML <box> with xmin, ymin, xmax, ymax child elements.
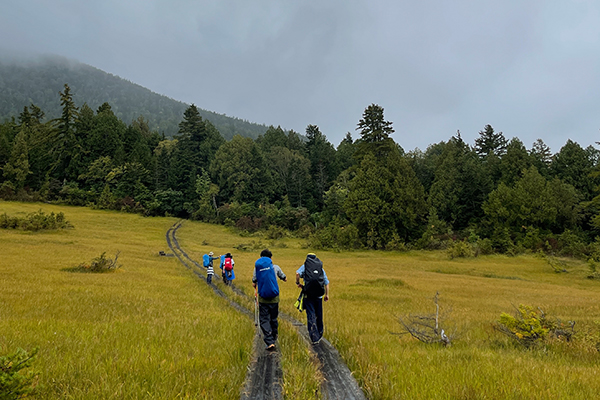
<box><xmin>0</xmin><ymin>54</ymin><xmax>268</xmax><ymax>140</ymax></box>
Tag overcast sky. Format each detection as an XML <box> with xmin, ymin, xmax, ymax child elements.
<box><xmin>1</xmin><ymin>0</ymin><xmax>599</xmax><ymax>153</ymax></box>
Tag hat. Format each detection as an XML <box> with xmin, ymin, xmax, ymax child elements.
<box><xmin>209</xmin><ymin>252</ymin><xmax>214</xmax><ymax>256</ymax></box>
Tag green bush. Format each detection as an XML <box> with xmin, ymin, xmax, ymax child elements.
<box><xmin>447</xmin><ymin>240</ymin><xmax>474</xmax><ymax>259</ymax></box>
<box><xmin>265</xmin><ymin>225</ymin><xmax>287</xmax><ymax>240</ymax></box>
<box><xmin>474</xmin><ymin>238</ymin><xmax>494</xmax><ymax>256</ymax></box>
<box><xmin>495</xmin><ymin>305</ymin><xmax>558</xmax><ymax>347</ymax></box>
<box><xmin>0</xmin><ymin>348</ymin><xmax>40</xmax><ymax>399</ymax></box>
<box><xmin>307</xmin><ymin>222</ymin><xmax>361</xmax><ymax>250</ymax></box>
<box><xmin>0</xmin><ymin>210</ymin><xmax>71</xmax><ymax>231</ymax></box>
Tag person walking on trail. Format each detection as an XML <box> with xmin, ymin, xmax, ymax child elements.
<box><xmin>253</xmin><ymin>249</ymin><xmax>287</xmax><ymax>351</ymax></box>
<box><xmin>222</xmin><ymin>252</ymin><xmax>235</xmax><ymax>285</ymax></box>
<box><xmin>203</xmin><ymin>252</ymin><xmax>218</xmax><ymax>284</ymax></box>
<box><xmin>296</xmin><ymin>253</ymin><xmax>329</xmax><ymax>345</ymax></box>
<box><xmin>206</xmin><ymin>253</ymin><xmax>215</xmax><ymax>284</ymax></box>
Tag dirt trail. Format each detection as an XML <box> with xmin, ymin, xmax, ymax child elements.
<box><xmin>166</xmin><ymin>222</ymin><xmax>283</xmax><ymax>399</ymax></box>
<box><xmin>166</xmin><ymin>221</ymin><xmax>366</xmax><ymax>400</ymax></box>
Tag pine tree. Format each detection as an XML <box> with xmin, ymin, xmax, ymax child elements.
<box><xmin>2</xmin><ymin>128</ymin><xmax>31</xmax><ymax>189</ymax></box>
<box><xmin>52</xmin><ymin>84</ymin><xmax>80</xmax><ymax>181</ymax></box>
<box><xmin>355</xmin><ymin>104</ymin><xmax>396</xmax><ymax>159</ymax></box>
<box><xmin>305</xmin><ymin>125</ymin><xmax>337</xmax><ymax>210</ymax></box>
<box><xmin>474</xmin><ymin>124</ymin><xmax>507</xmax><ymax>157</ymax></box>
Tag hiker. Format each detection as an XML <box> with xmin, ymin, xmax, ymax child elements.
<box><xmin>206</xmin><ymin>253</ymin><xmax>215</xmax><ymax>284</ymax></box>
<box><xmin>296</xmin><ymin>253</ymin><xmax>329</xmax><ymax>345</ymax></box>
<box><xmin>203</xmin><ymin>251</ymin><xmax>219</xmax><ymax>269</ymax></box>
<box><xmin>222</xmin><ymin>252</ymin><xmax>235</xmax><ymax>285</ymax></box>
<box><xmin>203</xmin><ymin>252</ymin><xmax>218</xmax><ymax>284</ymax></box>
<box><xmin>253</xmin><ymin>249</ymin><xmax>287</xmax><ymax>350</ymax></box>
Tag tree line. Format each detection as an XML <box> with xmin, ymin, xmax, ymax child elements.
<box><xmin>0</xmin><ymin>56</ymin><xmax>268</xmax><ymax>140</ymax></box>
<box><xmin>2</xmin><ymin>83</ymin><xmax>600</xmax><ymax>256</ymax></box>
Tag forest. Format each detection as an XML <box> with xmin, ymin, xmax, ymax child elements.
<box><xmin>0</xmin><ymin>55</ymin><xmax>268</xmax><ymax>140</ymax></box>
<box><xmin>2</xmin><ymin>83</ymin><xmax>600</xmax><ymax>257</ymax></box>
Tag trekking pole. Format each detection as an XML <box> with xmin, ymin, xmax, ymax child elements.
<box><xmin>254</xmin><ymin>288</ymin><xmax>259</xmax><ymax>327</ymax></box>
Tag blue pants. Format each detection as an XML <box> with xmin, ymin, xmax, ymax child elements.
<box><xmin>303</xmin><ymin>296</ymin><xmax>323</xmax><ymax>343</ymax></box>
<box><xmin>259</xmin><ymin>302</ymin><xmax>279</xmax><ymax>346</ymax></box>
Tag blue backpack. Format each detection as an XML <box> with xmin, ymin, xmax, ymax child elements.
<box><xmin>255</xmin><ymin>257</ymin><xmax>279</xmax><ymax>299</ymax></box>
<box><xmin>202</xmin><ymin>254</ymin><xmax>210</xmax><ymax>268</ymax></box>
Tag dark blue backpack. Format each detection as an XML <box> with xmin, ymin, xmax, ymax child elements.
<box><xmin>303</xmin><ymin>256</ymin><xmax>325</xmax><ymax>299</ymax></box>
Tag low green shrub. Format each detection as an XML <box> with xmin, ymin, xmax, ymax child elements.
<box><xmin>0</xmin><ymin>210</ymin><xmax>71</xmax><ymax>231</ymax></box>
<box><xmin>0</xmin><ymin>347</ymin><xmax>40</xmax><ymax>399</ymax></box>
<box><xmin>447</xmin><ymin>240</ymin><xmax>474</xmax><ymax>259</ymax></box>
<box><xmin>495</xmin><ymin>305</ymin><xmax>573</xmax><ymax>348</ymax></box>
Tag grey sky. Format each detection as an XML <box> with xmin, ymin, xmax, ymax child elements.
<box><xmin>1</xmin><ymin>0</ymin><xmax>599</xmax><ymax>153</ymax></box>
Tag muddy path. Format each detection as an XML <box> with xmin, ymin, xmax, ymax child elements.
<box><xmin>166</xmin><ymin>221</ymin><xmax>366</xmax><ymax>400</ymax></box>
<box><xmin>166</xmin><ymin>221</ymin><xmax>283</xmax><ymax>399</ymax></box>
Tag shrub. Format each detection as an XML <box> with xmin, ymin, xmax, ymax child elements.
<box><xmin>556</xmin><ymin>229</ymin><xmax>586</xmax><ymax>258</ymax></box>
<box><xmin>73</xmin><ymin>252</ymin><xmax>122</xmax><ymax>273</ymax></box>
<box><xmin>494</xmin><ymin>305</ymin><xmax>573</xmax><ymax>347</ymax></box>
<box><xmin>307</xmin><ymin>222</ymin><xmax>361</xmax><ymax>250</ymax></box>
<box><xmin>0</xmin><ymin>347</ymin><xmax>40</xmax><ymax>399</ymax></box>
<box><xmin>0</xmin><ymin>210</ymin><xmax>71</xmax><ymax>231</ymax></box>
<box><xmin>474</xmin><ymin>238</ymin><xmax>494</xmax><ymax>256</ymax></box>
<box><xmin>265</xmin><ymin>225</ymin><xmax>287</xmax><ymax>240</ymax></box>
<box><xmin>447</xmin><ymin>240</ymin><xmax>474</xmax><ymax>259</ymax></box>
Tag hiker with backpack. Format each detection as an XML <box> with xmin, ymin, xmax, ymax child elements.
<box><xmin>296</xmin><ymin>253</ymin><xmax>329</xmax><ymax>345</ymax></box>
<box><xmin>253</xmin><ymin>249</ymin><xmax>287</xmax><ymax>350</ymax></box>
<box><xmin>203</xmin><ymin>252</ymin><xmax>219</xmax><ymax>284</ymax></box>
<box><xmin>222</xmin><ymin>252</ymin><xmax>235</xmax><ymax>285</ymax></box>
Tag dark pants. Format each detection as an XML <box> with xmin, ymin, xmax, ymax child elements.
<box><xmin>207</xmin><ymin>274</ymin><xmax>212</xmax><ymax>284</ymax></box>
<box><xmin>259</xmin><ymin>302</ymin><xmax>279</xmax><ymax>346</ymax></box>
<box><xmin>304</xmin><ymin>296</ymin><xmax>323</xmax><ymax>343</ymax></box>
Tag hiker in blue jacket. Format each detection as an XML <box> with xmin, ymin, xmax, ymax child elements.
<box><xmin>296</xmin><ymin>253</ymin><xmax>330</xmax><ymax>345</ymax></box>
<box><xmin>253</xmin><ymin>249</ymin><xmax>287</xmax><ymax>350</ymax></box>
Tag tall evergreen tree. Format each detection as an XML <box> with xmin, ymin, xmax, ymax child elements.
<box><xmin>51</xmin><ymin>84</ymin><xmax>80</xmax><ymax>181</ymax></box>
<box><xmin>2</xmin><ymin>128</ymin><xmax>31</xmax><ymax>189</ymax></box>
<box><xmin>335</xmin><ymin>132</ymin><xmax>356</xmax><ymax>173</ymax></box>
<box><xmin>428</xmin><ymin>135</ymin><xmax>489</xmax><ymax>230</ymax></box>
<box><xmin>551</xmin><ymin>139</ymin><xmax>596</xmax><ymax>200</ymax></box>
<box><xmin>305</xmin><ymin>124</ymin><xmax>337</xmax><ymax>211</ymax></box>
<box><xmin>499</xmin><ymin>138</ymin><xmax>532</xmax><ymax>186</ymax></box>
<box><xmin>355</xmin><ymin>104</ymin><xmax>396</xmax><ymax>159</ymax></box>
<box><xmin>530</xmin><ymin>138</ymin><xmax>552</xmax><ymax>178</ymax></box>
<box><xmin>474</xmin><ymin>124</ymin><xmax>508</xmax><ymax>158</ymax></box>
<box><xmin>210</xmin><ymin>135</ymin><xmax>272</xmax><ymax>204</ymax></box>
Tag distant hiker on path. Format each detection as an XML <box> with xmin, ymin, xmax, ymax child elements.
<box><xmin>222</xmin><ymin>253</ymin><xmax>235</xmax><ymax>285</ymax></box>
<box><xmin>296</xmin><ymin>253</ymin><xmax>329</xmax><ymax>345</ymax></box>
<box><xmin>253</xmin><ymin>249</ymin><xmax>287</xmax><ymax>350</ymax></box>
<box><xmin>203</xmin><ymin>252</ymin><xmax>219</xmax><ymax>284</ymax></box>
<box><xmin>206</xmin><ymin>253</ymin><xmax>215</xmax><ymax>284</ymax></box>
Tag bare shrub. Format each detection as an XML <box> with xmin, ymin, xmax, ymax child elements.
<box><xmin>392</xmin><ymin>292</ymin><xmax>454</xmax><ymax>346</ymax></box>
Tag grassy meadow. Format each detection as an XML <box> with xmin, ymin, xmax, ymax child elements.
<box><xmin>177</xmin><ymin>217</ymin><xmax>600</xmax><ymax>400</ymax></box>
<box><xmin>0</xmin><ymin>201</ymin><xmax>315</xmax><ymax>399</ymax></box>
<box><xmin>3</xmin><ymin>201</ymin><xmax>600</xmax><ymax>399</ymax></box>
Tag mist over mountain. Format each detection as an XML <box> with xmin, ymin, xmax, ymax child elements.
<box><xmin>0</xmin><ymin>53</ymin><xmax>269</xmax><ymax>140</ymax></box>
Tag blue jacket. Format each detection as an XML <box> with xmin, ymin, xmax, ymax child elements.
<box><xmin>255</xmin><ymin>257</ymin><xmax>279</xmax><ymax>299</ymax></box>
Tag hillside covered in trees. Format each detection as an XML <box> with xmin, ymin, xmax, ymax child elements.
<box><xmin>2</xmin><ymin>83</ymin><xmax>600</xmax><ymax>259</ymax></box>
<box><xmin>0</xmin><ymin>54</ymin><xmax>269</xmax><ymax>140</ymax></box>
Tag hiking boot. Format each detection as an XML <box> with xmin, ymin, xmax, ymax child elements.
<box><xmin>266</xmin><ymin>344</ymin><xmax>276</xmax><ymax>351</ymax></box>
<box><xmin>311</xmin><ymin>338</ymin><xmax>321</xmax><ymax>345</ymax></box>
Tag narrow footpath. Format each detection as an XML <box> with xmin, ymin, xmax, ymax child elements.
<box><xmin>166</xmin><ymin>220</ymin><xmax>366</xmax><ymax>400</ymax></box>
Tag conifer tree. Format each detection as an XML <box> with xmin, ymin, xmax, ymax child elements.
<box><xmin>2</xmin><ymin>128</ymin><xmax>31</xmax><ymax>189</ymax></box>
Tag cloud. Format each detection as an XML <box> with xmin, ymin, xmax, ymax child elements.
<box><xmin>1</xmin><ymin>0</ymin><xmax>600</xmax><ymax>152</ymax></box>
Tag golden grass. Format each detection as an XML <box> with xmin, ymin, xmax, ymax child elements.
<box><xmin>0</xmin><ymin>201</ymin><xmax>255</xmax><ymax>399</ymax></box>
<box><xmin>177</xmin><ymin>219</ymin><xmax>600</xmax><ymax>400</ymax></box>
<box><xmin>4</xmin><ymin>201</ymin><xmax>600</xmax><ymax>399</ymax></box>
